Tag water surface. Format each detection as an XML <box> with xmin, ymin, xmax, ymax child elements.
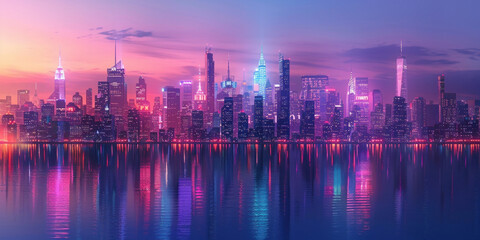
<box><xmin>0</xmin><ymin>144</ymin><xmax>479</xmax><ymax>239</ymax></box>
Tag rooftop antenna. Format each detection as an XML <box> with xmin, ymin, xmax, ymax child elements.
<box><xmin>197</xmin><ymin>65</ymin><xmax>202</xmax><ymax>91</ymax></box>
<box><xmin>114</xmin><ymin>39</ymin><xmax>117</xmax><ymax>65</ymax></box>
<box><xmin>227</xmin><ymin>52</ymin><xmax>230</xmax><ymax>80</ymax></box>
<box><xmin>400</xmin><ymin>40</ymin><xmax>403</xmax><ymax>56</ymax></box>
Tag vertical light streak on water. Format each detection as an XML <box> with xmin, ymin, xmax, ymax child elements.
<box><xmin>46</xmin><ymin>166</ymin><xmax>70</xmax><ymax>238</ymax></box>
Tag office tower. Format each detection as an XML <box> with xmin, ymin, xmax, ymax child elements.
<box><xmin>136</xmin><ymin>76</ymin><xmax>147</xmax><ymax>104</ymax></box>
<box><xmin>411</xmin><ymin>97</ymin><xmax>426</xmax><ymax>138</ymax></box>
<box><xmin>23</xmin><ymin>111</ymin><xmax>38</xmax><ymax>141</ymax></box>
<box><xmin>95</xmin><ymin>81</ymin><xmax>110</xmax><ymax>120</ymax></box>
<box><xmin>253</xmin><ymin>48</ymin><xmax>267</xmax><ymax>97</ymax></box>
<box><xmin>220</xmin><ymin>59</ymin><xmax>237</xmax><ymax>97</ymax></box>
<box><xmin>370</xmin><ymin>103</ymin><xmax>385</xmax><ymax>137</ymax></box>
<box><xmin>441</xmin><ymin>93</ymin><xmax>457</xmax><ymax>124</ymax></box>
<box><xmin>346</xmin><ymin>72</ymin><xmax>355</xmax><ymax>116</ymax></box>
<box><xmin>392</xmin><ymin>96</ymin><xmax>408</xmax><ymax>141</ymax></box>
<box><xmin>66</xmin><ymin>102</ymin><xmax>82</xmax><ymax>139</ymax></box>
<box><xmin>457</xmin><ymin>100</ymin><xmax>469</xmax><ymax>122</ymax></box>
<box><xmin>396</xmin><ymin>42</ymin><xmax>407</xmax><ymax>99</ymax></box>
<box><xmin>238</xmin><ymin>112</ymin><xmax>248</xmax><ymax>140</ymax></box>
<box><xmin>194</xmin><ymin>67</ymin><xmax>207</xmax><ymax>111</ymax></box>
<box><xmin>300</xmin><ymin>100</ymin><xmax>315</xmax><ymax>139</ymax></box>
<box><xmin>325</xmin><ymin>89</ymin><xmax>339</xmax><ymax>120</ymax></box>
<box><xmin>221</xmin><ymin>97</ymin><xmax>234</xmax><ymax>140</ymax></box>
<box><xmin>205</xmin><ymin>48</ymin><xmax>215</xmax><ymax>115</ymax></box>
<box><xmin>17</xmin><ymin>90</ymin><xmax>30</xmax><ymax>106</ymax></box>
<box><xmin>100</xmin><ymin>113</ymin><xmax>115</xmax><ymax>141</ymax></box>
<box><xmin>180</xmin><ymin>80</ymin><xmax>193</xmax><ymax>115</ymax></box>
<box><xmin>162</xmin><ymin>86</ymin><xmax>181</xmax><ymax>133</ymax></box>
<box><xmin>263</xmin><ymin>119</ymin><xmax>275</xmax><ymax>140</ymax></box>
<box><xmin>254</xmin><ymin>96</ymin><xmax>264</xmax><ymax>139</ymax></box>
<box><xmin>2</xmin><ymin>114</ymin><xmax>16</xmax><ymax>141</ymax></box>
<box><xmin>438</xmin><ymin>74</ymin><xmax>445</xmax><ymax>103</ymax></box>
<box><xmin>80</xmin><ymin>115</ymin><xmax>95</xmax><ymax>141</ymax></box>
<box><xmin>107</xmin><ymin>44</ymin><xmax>127</xmax><ymax>130</ymax></box>
<box><xmin>127</xmin><ymin>109</ymin><xmax>140</xmax><ymax>142</ymax></box>
<box><xmin>331</xmin><ymin>105</ymin><xmax>343</xmax><ymax>138</ymax></box>
<box><xmin>300</xmin><ymin>75</ymin><xmax>329</xmax><ymax>117</ymax></box>
<box><xmin>264</xmin><ymin>79</ymin><xmax>275</xmax><ymax>117</ymax></box>
<box><xmin>277</xmin><ymin>54</ymin><xmax>290</xmax><ymax>139</ymax></box>
<box><xmin>372</xmin><ymin>89</ymin><xmax>383</xmax><ymax>110</ymax></box>
<box><xmin>55</xmin><ymin>99</ymin><xmax>66</xmax><ymax>119</ymax></box>
<box><xmin>385</xmin><ymin>104</ymin><xmax>393</xmax><ymax>126</ymax></box>
<box><xmin>353</xmin><ymin>77</ymin><xmax>369</xmax><ymax>127</ymax></box>
<box><xmin>48</xmin><ymin>54</ymin><xmax>66</xmax><ymax>103</ymax></box>
<box><xmin>72</xmin><ymin>92</ymin><xmax>83</xmax><ymax>108</ymax></box>
<box><xmin>192</xmin><ymin>110</ymin><xmax>204</xmax><ymax>140</ymax></box>
<box><xmin>86</xmin><ymin>88</ymin><xmax>93</xmax><ymax>115</ymax></box>
<box><xmin>425</xmin><ymin>103</ymin><xmax>440</xmax><ymax>127</ymax></box>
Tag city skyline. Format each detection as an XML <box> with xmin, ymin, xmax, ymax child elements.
<box><xmin>1</xmin><ymin>0</ymin><xmax>480</xmax><ymax>104</ymax></box>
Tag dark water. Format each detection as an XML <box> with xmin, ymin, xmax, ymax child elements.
<box><xmin>0</xmin><ymin>144</ymin><xmax>479</xmax><ymax>239</ymax></box>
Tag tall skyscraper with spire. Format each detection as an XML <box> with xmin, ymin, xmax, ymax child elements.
<box><xmin>346</xmin><ymin>71</ymin><xmax>355</xmax><ymax>116</ymax></box>
<box><xmin>220</xmin><ymin>58</ymin><xmax>237</xmax><ymax>97</ymax></box>
<box><xmin>48</xmin><ymin>53</ymin><xmax>66</xmax><ymax>103</ymax></box>
<box><xmin>253</xmin><ymin>48</ymin><xmax>267</xmax><ymax>97</ymax></box>
<box><xmin>205</xmin><ymin>48</ymin><xmax>215</xmax><ymax>115</ymax></box>
<box><xmin>194</xmin><ymin>66</ymin><xmax>206</xmax><ymax>111</ymax></box>
<box><xmin>107</xmin><ymin>41</ymin><xmax>127</xmax><ymax>130</ymax></box>
<box><xmin>396</xmin><ymin>41</ymin><xmax>407</xmax><ymax>100</ymax></box>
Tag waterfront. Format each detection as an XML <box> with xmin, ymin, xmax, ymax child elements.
<box><xmin>0</xmin><ymin>144</ymin><xmax>479</xmax><ymax>239</ymax></box>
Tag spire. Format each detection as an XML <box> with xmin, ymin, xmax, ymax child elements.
<box><xmin>227</xmin><ymin>53</ymin><xmax>230</xmax><ymax>80</ymax></box>
<box><xmin>259</xmin><ymin>46</ymin><xmax>265</xmax><ymax>66</ymax></box>
<box><xmin>114</xmin><ymin>39</ymin><xmax>117</xmax><ymax>65</ymax></box>
<box><xmin>400</xmin><ymin>40</ymin><xmax>403</xmax><ymax>56</ymax></box>
<box><xmin>58</xmin><ymin>50</ymin><xmax>62</xmax><ymax>68</ymax></box>
<box><xmin>197</xmin><ymin>65</ymin><xmax>202</xmax><ymax>91</ymax></box>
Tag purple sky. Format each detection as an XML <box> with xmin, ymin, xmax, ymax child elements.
<box><xmin>0</xmin><ymin>0</ymin><xmax>479</xmax><ymax>103</ymax></box>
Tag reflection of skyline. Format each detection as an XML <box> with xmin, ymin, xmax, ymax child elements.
<box><xmin>0</xmin><ymin>144</ymin><xmax>478</xmax><ymax>239</ymax></box>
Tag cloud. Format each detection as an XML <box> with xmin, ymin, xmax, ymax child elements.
<box><xmin>99</xmin><ymin>28</ymin><xmax>153</xmax><ymax>40</ymax></box>
<box><xmin>343</xmin><ymin>44</ymin><xmax>447</xmax><ymax>63</ymax></box>
<box><xmin>414</xmin><ymin>59</ymin><xmax>459</xmax><ymax>65</ymax></box>
<box><xmin>453</xmin><ymin>48</ymin><xmax>480</xmax><ymax>56</ymax></box>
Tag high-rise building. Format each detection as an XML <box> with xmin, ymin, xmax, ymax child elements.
<box><xmin>425</xmin><ymin>103</ymin><xmax>440</xmax><ymax>127</ymax></box>
<box><xmin>441</xmin><ymin>92</ymin><xmax>457</xmax><ymax>125</ymax></box>
<box><xmin>392</xmin><ymin>96</ymin><xmax>409</xmax><ymax>141</ymax></box>
<box><xmin>238</xmin><ymin>112</ymin><xmax>248</xmax><ymax>140</ymax></box>
<box><xmin>136</xmin><ymin>76</ymin><xmax>147</xmax><ymax>104</ymax></box>
<box><xmin>438</xmin><ymin>74</ymin><xmax>445</xmax><ymax>103</ymax></box>
<box><xmin>86</xmin><ymin>88</ymin><xmax>93</xmax><ymax>115</ymax></box>
<box><xmin>23</xmin><ymin>111</ymin><xmax>38</xmax><ymax>141</ymax></box>
<box><xmin>194</xmin><ymin>67</ymin><xmax>207</xmax><ymax>111</ymax></box>
<box><xmin>17</xmin><ymin>90</ymin><xmax>30</xmax><ymax>106</ymax></box>
<box><xmin>254</xmin><ymin>96</ymin><xmax>264</xmax><ymax>139</ymax></box>
<box><xmin>107</xmin><ymin>44</ymin><xmax>127</xmax><ymax>131</ymax></box>
<box><xmin>180</xmin><ymin>80</ymin><xmax>193</xmax><ymax>115</ymax></box>
<box><xmin>396</xmin><ymin>42</ymin><xmax>407</xmax><ymax>100</ymax></box>
<box><xmin>277</xmin><ymin>54</ymin><xmax>290</xmax><ymax>139</ymax></box>
<box><xmin>205</xmin><ymin>48</ymin><xmax>215</xmax><ymax>115</ymax></box>
<box><xmin>48</xmin><ymin>54</ymin><xmax>66</xmax><ymax>103</ymax></box>
<box><xmin>346</xmin><ymin>72</ymin><xmax>356</xmax><ymax>116</ymax></box>
<box><xmin>162</xmin><ymin>86</ymin><xmax>181</xmax><ymax>133</ymax></box>
<box><xmin>411</xmin><ymin>97</ymin><xmax>426</xmax><ymax>138</ymax></box>
<box><xmin>191</xmin><ymin>110</ymin><xmax>204</xmax><ymax>140</ymax></box>
<box><xmin>221</xmin><ymin>97</ymin><xmax>233</xmax><ymax>140</ymax></box>
<box><xmin>95</xmin><ymin>81</ymin><xmax>110</xmax><ymax>120</ymax></box>
<box><xmin>127</xmin><ymin>109</ymin><xmax>140</xmax><ymax>142</ymax></box>
<box><xmin>370</xmin><ymin>103</ymin><xmax>385</xmax><ymax>138</ymax></box>
<box><xmin>353</xmin><ymin>77</ymin><xmax>369</xmax><ymax>127</ymax></box>
<box><xmin>253</xmin><ymin>48</ymin><xmax>267</xmax><ymax>97</ymax></box>
<box><xmin>72</xmin><ymin>92</ymin><xmax>83</xmax><ymax>108</ymax></box>
<box><xmin>220</xmin><ymin>59</ymin><xmax>237</xmax><ymax>97</ymax></box>
<box><xmin>300</xmin><ymin>75</ymin><xmax>329</xmax><ymax>117</ymax></box>
<box><xmin>372</xmin><ymin>89</ymin><xmax>383</xmax><ymax>110</ymax></box>
<box><xmin>300</xmin><ymin>100</ymin><xmax>315</xmax><ymax>139</ymax></box>
<box><xmin>55</xmin><ymin>99</ymin><xmax>66</xmax><ymax>120</ymax></box>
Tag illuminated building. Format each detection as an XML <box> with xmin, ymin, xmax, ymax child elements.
<box><xmin>94</xmin><ymin>81</ymin><xmax>109</xmax><ymax>120</ymax></box>
<box><xmin>72</xmin><ymin>92</ymin><xmax>83</xmax><ymax>108</ymax></box>
<box><xmin>253</xmin><ymin>48</ymin><xmax>267</xmax><ymax>97</ymax></box>
<box><xmin>205</xmin><ymin>48</ymin><xmax>215</xmax><ymax>116</ymax></box>
<box><xmin>86</xmin><ymin>88</ymin><xmax>93</xmax><ymax>115</ymax></box>
<box><xmin>353</xmin><ymin>77</ymin><xmax>369</xmax><ymax>128</ymax></box>
<box><xmin>300</xmin><ymin>75</ymin><xmax>329</xmax><ymax>118</ymax></box>
<box><xmin>162</xmin><ymin>86</ymin><xmax>181</xmax><ymax>133</ymax></box>
<box><xmin>220</xmin><ymin>59</ymin><xmax>237</xmax><ymax>97</ymax></box>
<box><xmin>180</xmin><ymin>80</ymin><xmax>193</xmax><ymax>115</ymax></box>
<box><xmin>254</xmin><ymin>96</ymin><xmax>264</xmax><ymax>139</ymax></box>
<box><xmin>238</xmin><ymin>112</ymin><xmax>248</xmax><ymax>140</ymax></box>
<box><xmin>221</xmin><ymin>97</ymin><xmax>233</xmax><ymax>140</ymax></box>
<box><xmin>411</xmin><ymin>97</ymin><xmax>425</xmax><ymax>138</ymax></box>
<box><xmin>277</xmin><ymin>54</ymin><xmax>290</xmax><ymax>139</ymax></box>
<box><xmin>300</xmin><ymin>100</ymin><xmax>315</xmax><ymax>139</ymax></box>
<box><xmin>107</xmin><ymin>42</ymin><xmax>127</xmax><ymax>133</ymax></box>
<box><xmin>17</xmin><ymin>90</ymin><xmax>30</xmax><ymax>106</ymax></box>
<box><xmin>48</xmin><ymin>54</ymin><xmax>66</xmax><ymax>103</ymax></box>
<box><xmin>127</xmin><ymin>108</ymin><xmax>140</xmax><ymax>142</ymax></box>
<box><xmin>194</xmin><ymin>67</ymin><xmax>207</xmax><ymax>111</ymax></box>
<box><xmin>396</xmin><ymin>42</ymin><xmax>407</xmax><ymax>99</ymax></box>
<box><xmin>191</xmin><ymin>110</ymin><xmax>204</xmax><ymax>140</ymax></box>
<box><xmin>23</xmin><ymin>111</ymin><xmax>38</xmax><ymax>141</ymax></box>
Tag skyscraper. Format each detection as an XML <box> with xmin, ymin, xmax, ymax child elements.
<box><xmin>136</xmin><ymin>76</ymin><xmax>148</xmax><ymax>107</ymax></box>
<box><xmin>162</xmin><ymin>86</ymin><xmax>181</xmax><ymax>132</ymax></box>
<box><xmin>300</xmin><ymin>75</ymin><xmax>329</xmax><ymax>118</ymax></box>
<box><xmin>221</xmin><ymin>97</ymin><xmax>233</xmax><ymax>140</ymax></box>
<box><xmin>48</xmin><ymin>54</ymin><xmax>66</xmax><ymax>103</ymax></box>
<box><xmin>205</xmin><ymin>48</ymin><xmax>215</xmax><ymax>115</ymax></box>
<box><xmin>253</xmin><ymin>48</ymin><xmax>267</xmax><ymax>97</ymax></box>
<box><xmin>179</xmin><ymin>80</ymin><xmax>193</xmax><ymax>114</ymax></box>
<box><xmin>411</xmin><ymin>97</ymin><xmax>426</xmax><ymax>138</ymax></box>
<box><xmin>95</xmin><ymin>81</ymin><xmax>109</xmax><ymax>120</ymax></box>
<box><xmin>86</xmin><ymin>88</ymin><xmax>93</xmax><ymax>115</ymax></box>
<box><xmin>194</xmin><ymin>67</ymin><xmax>207</xmax><ymax>111</ymax></box>
<box><xmin>277</xmin><ymin>53</ymin><xmax>290</xmax><ymax>139</ymax></box>
<box><xmin>72</xmin><ymin>92</ymin><xmax>83</xmax><ymax>108</ymax></box>
<box><xmin>396</xmin><ymin>42</ymin><xmax>407</xmax><ymax>99</ymax></box>
<box><xmin>346</xmin><ymin>72</ymin><xmax>355</xmax><ymax>116</ymax></box>
<box><xmin>353</xmin><ymin>77</ymin><xmax>369</xmax><ymax>127</ymax></box>
<box><xmin>300</xmin><ymin>100</ymin><xmax>315</xmax><ymax>139</ymax></box>
<box><xmin>254</xmin><ymin>96</ymin><xmax>264</xmax><ymax>139</ymax></box>
<box><xmin>392</xmin><ymin>96</ymin><xmax>408</xmax><ymax>141</ymax></box>
<box><xmin>220</xmin><ymin>59</ymin><xmax>237</xmax><ymax>97</ymax></box>
<box><xmin>107</xmin><ymin>43</ymin><xmax>127</xmax><ymax>130</ymax></box>
<box><xmin>17</xmin><ymin>90</ymin><xmax>30</xmax><ymax>106</ymax></box>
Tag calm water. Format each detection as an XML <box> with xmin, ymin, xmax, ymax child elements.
<box><xmin>0</xmin><ymin>144</ymin><xmax>479</xmax><ymax>239</ymax></box>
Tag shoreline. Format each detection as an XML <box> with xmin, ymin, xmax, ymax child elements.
<box><xmin>0</xmin><ymin>141</ymin><xmax>479</xmax><ymax>145</ymax></box>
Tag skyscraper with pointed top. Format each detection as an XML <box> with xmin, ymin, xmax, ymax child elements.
<box><xmin>205</xmin><ymin>47</ymin><xmax>215</xmax><ymax>115</ymax></box>
<box><xmin>48</xmin><ymin>53</ymin><xmax>66</xmax><ymax>103</ymax></box>
<box><xmin>253</xmin><ymin>47</ymin><xmax>267</xmax><ymax>97</ymax></box>
<box><xmin>220</xmin><ymin>57</ymin><xmax>237</xmax><ymax>97</ymax></box>
<box><xmin>194</xmin><ymin>66</ymin><xmax>206</xmax><ymax>111</ymax></box>
<box><xmin>107</xmin><ymin>40</ymin><xmax>127</xmax><ymax>131</ymax></box>
<box><xmin>396</xmin><ymin>41</ymin><xmax>407</xmax><ymax>100</ymax></box>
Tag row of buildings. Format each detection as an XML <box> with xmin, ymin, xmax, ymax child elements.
<box><xmin>0</xmin><ymin>45</ymin><xmax>479</xmax><ymax>143</ymax></box>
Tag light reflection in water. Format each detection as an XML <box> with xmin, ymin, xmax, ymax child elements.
<box><xmin>0</xmin><ymin>144</ymin><xmax>477</xmax><ymax>239</ymax></box>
